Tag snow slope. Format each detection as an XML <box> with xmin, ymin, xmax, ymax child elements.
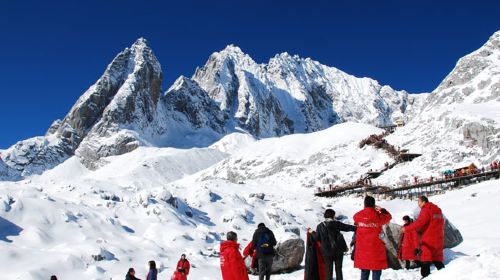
<box><xmin>1</xmin><ymin>122</ymin><xmax>499</xmax><ymax>280</ymax></box>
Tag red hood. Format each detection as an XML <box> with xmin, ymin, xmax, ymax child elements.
<box><xmin>423</xmin><ymin>202</ymin><xmax>442</xmax><ymax>213</ymax></box>
<box><xmin>220</xmin><ymin>240</ymin><xmax>240</xmax><ymax>252</ymax></box>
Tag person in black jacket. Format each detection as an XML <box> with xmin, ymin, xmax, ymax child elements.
<box><xmin>252</xmin><ymin>223</ymin><xmax>277</xmax><ymax>280</ymax></box>
<box><xmin>126</xmin><ymin>268</ymin><xmax>141</xmax><ymax>280</ymax></box>
<box><xmin>308</xmin><ymin>209</ymin><xmax>356</xmax><ymax>280</ymax></box>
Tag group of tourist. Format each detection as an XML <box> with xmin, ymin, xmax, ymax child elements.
<box><xmin>217</xmin><ymin>195</ymin><xmax>445</xmax><ymax>280</ymax></box>
<box><xmin>303</xmin><ymin>195</ymin><xmax>444</xmax><ymax>280</ymax></box>
<box><xmin>47</xmin><ymin>195</ymin><xmax>445</xmax><ymax>280</ymax></box>
<box><xmin>122</xmin><ymin>257</ymin><xmax>190</xmax><ymax>280</ymax></box>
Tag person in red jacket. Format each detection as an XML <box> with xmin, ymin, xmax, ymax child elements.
<box><xmin>220</xmin><ymin>231</ymin><xmax>249</xmax><ymax>280</ymax></box>
<box><xmin>171</xmin><ymin>254</ymin><xmax>190</xmax><ymax>280</ymax></box>
<box><xmin>242</xmin><ymin>241</ymin><xmax>258</xmax><ymax>274</ymax></box>
<box><xmin>353</xmin><ymin>196</ymin><xmax>392</xmax><ymax>280</ymax></box>
<box><xmin>402</xmin><ymin>196</ymin><xmax>445</xmax><ymax>278</ymax></box>
<box><xmin>397</xmin><ymin>215</ymin><xmax>419</xmax><ymax>269</ymax></box>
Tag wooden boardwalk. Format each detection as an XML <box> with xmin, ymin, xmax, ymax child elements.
<box><xmin>315</xmin><ymin>169</ymin><xmax>500</xmax><ymax>199</ymax></box>
<box><xmin>315</xmin><ymin>131</ymin><xmax>421</xmax><ymax>197</ymax></box>
<box><xmin>379</xmin><ymin>169</ymin><xmax>500</xmax><ymax>199</ymax></box>
<box><xmin>315</xmin><ymin>183</ymin><xmax>388</xmax><ymax>197</ymax></box>
<box><xmin>314</xmin><ymin>130</ymin><xmax>499</xmax><ymax>199</ymax></box>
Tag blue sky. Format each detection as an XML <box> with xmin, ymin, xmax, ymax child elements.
<box><xmin>0</xmin><ymin>0</ymin><xmax>499</xmax><ymax>149</ymax></box>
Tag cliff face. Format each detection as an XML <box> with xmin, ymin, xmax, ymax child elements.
<box><xmin>192</xmin><ymin>45</ymin><xmax>411</xmax><ymax>137</ymax></box>
<box><xmin>3</xmin><ymin>31</ymin><xmax>499</xmax><ymax>179</ymax></box>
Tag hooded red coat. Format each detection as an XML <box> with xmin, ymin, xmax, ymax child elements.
<box><xmin>405</xmin><ymin>202</ymin><xmax>444</xmax><ymax>262</ymax></box>
<box><xmin>353</xmin><ymin>207</ymin><xmax>392</xmax><ymax>270</ymax></box>
<box><xmin>398</xmin><ymin>223</ymin><xmax>419</xmax><ymax>261</ymax></box>
<box><xmin>171</xmin><ymin>259</ymin><xmax>190</xmax><ymax>280</ymax></box>
<box><xmin>220</xmin><ymin>240</ymin><xmax>249</xmax><ymax>280</ymax></box>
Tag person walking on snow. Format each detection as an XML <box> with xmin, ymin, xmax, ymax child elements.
<box><xmin>220</xmin><ymin>231</ymin><xmax>249</xmax><ymax>280</ymax></box>
<box><xmin>397</xmin><ymin>215</ymin><xmax>419</xmax><ymax>269</ymax></box>
<box><xmin>402</xmin><ymin>196</ymin><xmax>445</xmax><ymax>278</ymax></box>
<box><xmin>146</xmin><ymin>260</ymin><xmax>158</xmax><ymax>280</ymax></box>
<box><xmin>353</xmin><ymin>196</ymin><xmax>392</xmax><ymax>280</ymax></box>
<box><xmin>252</xmin><ymin>223</ymin><xmax>277</xmax><ymax>280</ymax></box>
<box><xmin>172</xmin><ymin>254</ymin><xmax>190</xmax><ymax>280</ymax></box>
<box><xmin>308</xmin><ymin>209</ymin><xmax>357</xmax><ymax>280</ymax></box>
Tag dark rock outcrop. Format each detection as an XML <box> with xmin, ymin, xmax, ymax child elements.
<box><xmin>244</xmin><ymin>236</ymin><xmax>305</xmax><ymax>274</ymax></box>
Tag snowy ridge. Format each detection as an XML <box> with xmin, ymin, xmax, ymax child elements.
<box><xmin>1</xmin><ymin>38</ymin><xmax>419</xmax><ymax>177</ymax></box>
<box><xmin>193</xmin><ymin>45</ymin><xmax>412</xmax><ymax>136</ymax></box>
<box><xmin>199</xmin><ymin>122</ymin><xmax>391</xmax><ymax>186</ymax></box>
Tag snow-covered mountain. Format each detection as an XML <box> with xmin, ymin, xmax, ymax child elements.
<box><xmin>193</xmin><ymin>45</ymin><xmax>412</xmax><ymax>136</ymax></box>
<box><xmin>2</xmin><ymin>38</ymin><xmax>163</xmax><ymax>174</ymax></box>
<box><xmin>1</xmin><ymin>38</ymin><xmax>418</xmax><ymax>178</ymax></box>
<box><xmin>1</xmin><ymin>31</ymin><xmax>500</xmax><ymax>279</ymax></box>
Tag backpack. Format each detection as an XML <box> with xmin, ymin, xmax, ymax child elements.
<box><xmin>257</xmin><ymin>232</ymin><xmax>274</xmax><ymax>255</ymax></box>
<box><xmin>323</xmin><ymin>222</ymin><xmax>348</xmax><ymax>253</ymax></box>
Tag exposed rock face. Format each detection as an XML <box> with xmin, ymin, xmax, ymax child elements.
<box><xmin>3</xmin><ymin>31</ymin><xmax>498</xmax><ymax>178</ymax></box>
<box><xmin>1</xmin><ymin>135</ymin><xmax>75</xmax><ymax>176</ymax></box>
<box><xmin>443</xmin><ymin>218</ymin><xmax>463</xmax><ymax>248</ymax></box>
<box><xmin>2</xmin><ymin>38</ymin><xmax>227</xmax><ymax>173</ymax></box>
<box><xmin>162</xmin><ymin>76</ymin><xmax>226</xmax><ymax>135</ymax></box>
<box><xmin>272</xmin><ymin>237</ymin><xmax>305</xmax><ymax>273</ymax></box>
<box><xmin>2</xmin><ymin>38</ymin><xmax>165</xmax><ymax>172</ymax></box>
<box><xmin>383</xmin><ymin>31</ymin><xmax>500</xmax><ymax>183</ymax></box>
<box><xmin>0</xmin><ymin>157</ymin><xmax>20</xmax><ymax>181</ymax></box>
<box><xmin>75</xmin><ymin>38</ymin><xmax>164</xmax><ymax>168</ymax></box>
<box><xmin>382</xmin><ymin>219</ymin><xmax>463</xmax><ymax>270</ymax></box>
<box><xmin>244</xmin><ymin>236</ymin><xmax>305</xmax><ymax>274</ymax></box>
<box><xmin>430</xmin><ymin>31</ymin><xmax>499</xmax><ymax>106</ymax></box>
<box><xmin>382</xmin><ymin>222</ymin><xmax>405</xmax><ymax>270</ymax></box>
<box><xmin>193</xmin><ymin>45</ymin><xmax>411</xmax><ymax>137</ymax></box>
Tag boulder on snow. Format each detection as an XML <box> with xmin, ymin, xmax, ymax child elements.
<box><xmin>382</xmin><ymin>218</ymin><xmax>463</xmax><ymax>270</ymax></box>
<box><xmin>272</xmin><ymin>237</ymin><xmax>305</xmax><ymax>273</ymax></box>
<box><xmin>244</xmin><ymin>236</ymin><xmax>305</xmax><ymax>274</ymax></box>
<box><xmin>381</xmin><ymin>222</ymin><xmax>405</xmax><ymax>270</ymax></box>
<box><xmin>249</xmin><ymin>193</ymin><xmax>265</xmax><ymax>200</ymax></box>
<box><xmin>443</xmin><ymin>218</ymin><xmax>463</xmax><ymax>248</ymax></box>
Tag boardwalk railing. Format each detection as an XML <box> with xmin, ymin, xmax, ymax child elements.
<box><xmin>378</xmin><ymin>169</ymin><xmax>500</xmax><ymax>200</ymax></box>
<box><xmin>315</xmin><ymin>169</ymin><xmax>500</xmax><ymax>199</ymax></box>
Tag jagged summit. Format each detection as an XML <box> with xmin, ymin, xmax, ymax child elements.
<box><xmin>1</xmin><ymin>38</ymin><xmax>164</xmax><ymax>174</ymax></box>
<box><xmin>2</xmin><ymin>31</ymin><xmax>499</xmax><ymax>179</ymax></box>
<box><xmin>131</xmin><ymin>37</ymin><xmax>149</xmax><ymax>49</ymax></box>
<box><xmin>193</xmin><ymin>43</ymin><xmax>411</xmax><ymax>136</ymax></box>
<box><xmin>219</xmin><ymin>44</ymin><xmax>245</xmax><ymax>54</ymax></box>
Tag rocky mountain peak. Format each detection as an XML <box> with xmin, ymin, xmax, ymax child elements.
<box><xmin>425</xmin><ymin>30</ymin><xmax>499</xmax><ymax>109</ymax></box>
<box><xmin>8</xmin><ymin>30</ymin><xmax>500</xmax><ymax>178</ymax></box>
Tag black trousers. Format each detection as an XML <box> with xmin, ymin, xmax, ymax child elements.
<box><xmin>420</xmin><ymin>261</ymin><xmax>445</xmax><ymax>278</ymax></box>
<box><xmin>405</xmin><ymin>260</ymin><xmax>421</xmax><ymax>269</ymax></box>
<box><xmin>258</xmin><ymin>255</ymin><xmax>274</xmax><ymax>280</ymax></box>
<box><xmin>324</xmin><ymin>255</ymin><xmax>344</xmax><ymax>280</ymax></box>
